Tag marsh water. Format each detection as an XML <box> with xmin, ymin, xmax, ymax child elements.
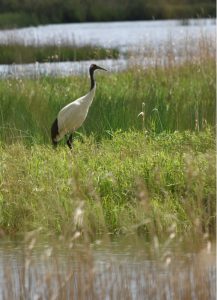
<box><xmin>0</xmin><ymin>18</ymin><xmax>215</xmax><ymax>78</ymax></box>
<box><xmin>0</xmin><ymin>237</ymin><xmax>216</xmax><ymax>299</ymax></box>
<box><xmin>0</xmin><ymin>18</ymin><xmax>216</xmax><ymax>299</ymax></box>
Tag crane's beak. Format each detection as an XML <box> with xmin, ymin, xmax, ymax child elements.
<box><xmin>96</xmin><ymin>65</ymin><xmax>107</xmax><ymax>72</ymax></box>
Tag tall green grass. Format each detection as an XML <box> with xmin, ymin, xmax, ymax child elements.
<box><xmin>0</xmin><ymin>130</ymin><xmax>215</xmax><ymax>236</ymax></box>
<box><xmin>0</xmin><ymin>57</ymin><xmax>215</xmax><ymax>144</ymax></box>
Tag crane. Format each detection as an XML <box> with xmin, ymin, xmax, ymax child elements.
<box><xmin>51</xmin><ymin>64</ymin><xmax>107</xmax><ymax>149</ymax></box>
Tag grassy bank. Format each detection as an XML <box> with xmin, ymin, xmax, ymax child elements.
<box><xmin>0</xmin><ymin>43</ymin><xmax>119</xmax><ymax>64</ymax></box>
<box><xmin>0</xmin><ymin>129</ymin><xmax>215</xmax><ymax>237</ymax></box>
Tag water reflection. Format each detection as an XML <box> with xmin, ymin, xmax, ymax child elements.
<box><xmin>0</xmin><ymin>237</ymin><xmax>215</xmax><ymax>300</ymax></box>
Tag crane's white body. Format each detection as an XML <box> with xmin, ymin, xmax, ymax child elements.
<box><xmin>51</xmin><ymin>64</ymin><xmax>106</xmax><ymax>148</ymax></box>
<box><xmin>55</xmin><ymin>84</ymin><xmax>96</xmax><ymax>142</ymax></box>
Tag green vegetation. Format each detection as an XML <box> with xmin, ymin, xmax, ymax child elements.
<box><xmin>0</xmin><ymin>130</ymin><xmax>215</xmax><ymax>237</ymax></box>
<box><xmin>0</xmin><ymin>0</ymin><xmax>215</xmax><ymax>28</ymax></box>
<box><xmin>0</xmin><ymin>36</ymin><xmax>215</xmax><ymax>238</ymax></box>
<box><xmin>0</xmin><ymin>43</ymin><xmax>119</xmax><ymax>64</ymax></box>
<box><xmin>0</xmin><ymin>56</ymin><xmax>215</xmax><ymax>144</ymax></box>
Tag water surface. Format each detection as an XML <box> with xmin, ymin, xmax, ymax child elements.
<box><xmin>0</xmin><ymin>19</ymin><xmax>215</xmax><ymax>50</ymax></box>
<box><xmin>0</xmin><ymin>19</ymin><xmax>215</xmax><ymax>78</ymax></box>
<box><xmin>0</xmin><ymin>237</ymin><xmax>215</xmax><ymax>300</ymax></box>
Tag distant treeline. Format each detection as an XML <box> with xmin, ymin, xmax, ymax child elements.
<box><xmin>0</xmin><ymin>0</ymin><xmax>215</xmax><ymax>28</ymax></box>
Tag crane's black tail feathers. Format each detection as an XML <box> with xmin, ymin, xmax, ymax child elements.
<box><xmin>51</xmin><ymin>118</ymin><xmax>59</xmax><ymax>148</ymax></box>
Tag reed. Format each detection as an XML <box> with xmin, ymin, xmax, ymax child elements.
<box><xmin>1</xmin><ymin>234</ymin><xmax>215</xmax><ymax>300</ymax></box>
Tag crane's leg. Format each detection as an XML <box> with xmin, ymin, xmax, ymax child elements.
<box><xmin>66</xmin><ymin>133</ymin><xmax>73</xmax><ymax>149</ymax></box>
<box><xmin>52</xmin><ymin>139</ymin><xmax>58</xmax><ymax>148</ymax></box>
<box><xmin>51</xmin><ymin>118</ymin><xmax>59</xmax><ymax>148</ymax></box>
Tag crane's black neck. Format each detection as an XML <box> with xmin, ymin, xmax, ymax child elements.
<box><xmin>89</xmin><ymin>69</ymin><xmax>95</xmax><ymax>90</ymax></box>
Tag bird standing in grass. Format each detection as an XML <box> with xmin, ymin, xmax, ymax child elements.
<box><xmin>51</xmin><ymin>64</ymin><xmax>107</xmax><ymax>149</ymax></box>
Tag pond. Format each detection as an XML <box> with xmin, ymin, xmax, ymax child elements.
<box><xmin>0</xmin><ymin>236</ymin><xmax>216</xmax><ymax>299</ymax></box>
<box><xmin>0</xmin><ymin>18</ymin><xmax>215</xmax><ymax>49</ymax></box>
<box><xmin>0</xmin><ymin>18</ymin><xmax>215</xmax><ymax>78</ymax></box>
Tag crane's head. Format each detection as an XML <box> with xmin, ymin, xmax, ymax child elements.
<box><xmin>89</xmin><ymin>64</ymin><xmax>107</xmax><ymax>73</ymax></box>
